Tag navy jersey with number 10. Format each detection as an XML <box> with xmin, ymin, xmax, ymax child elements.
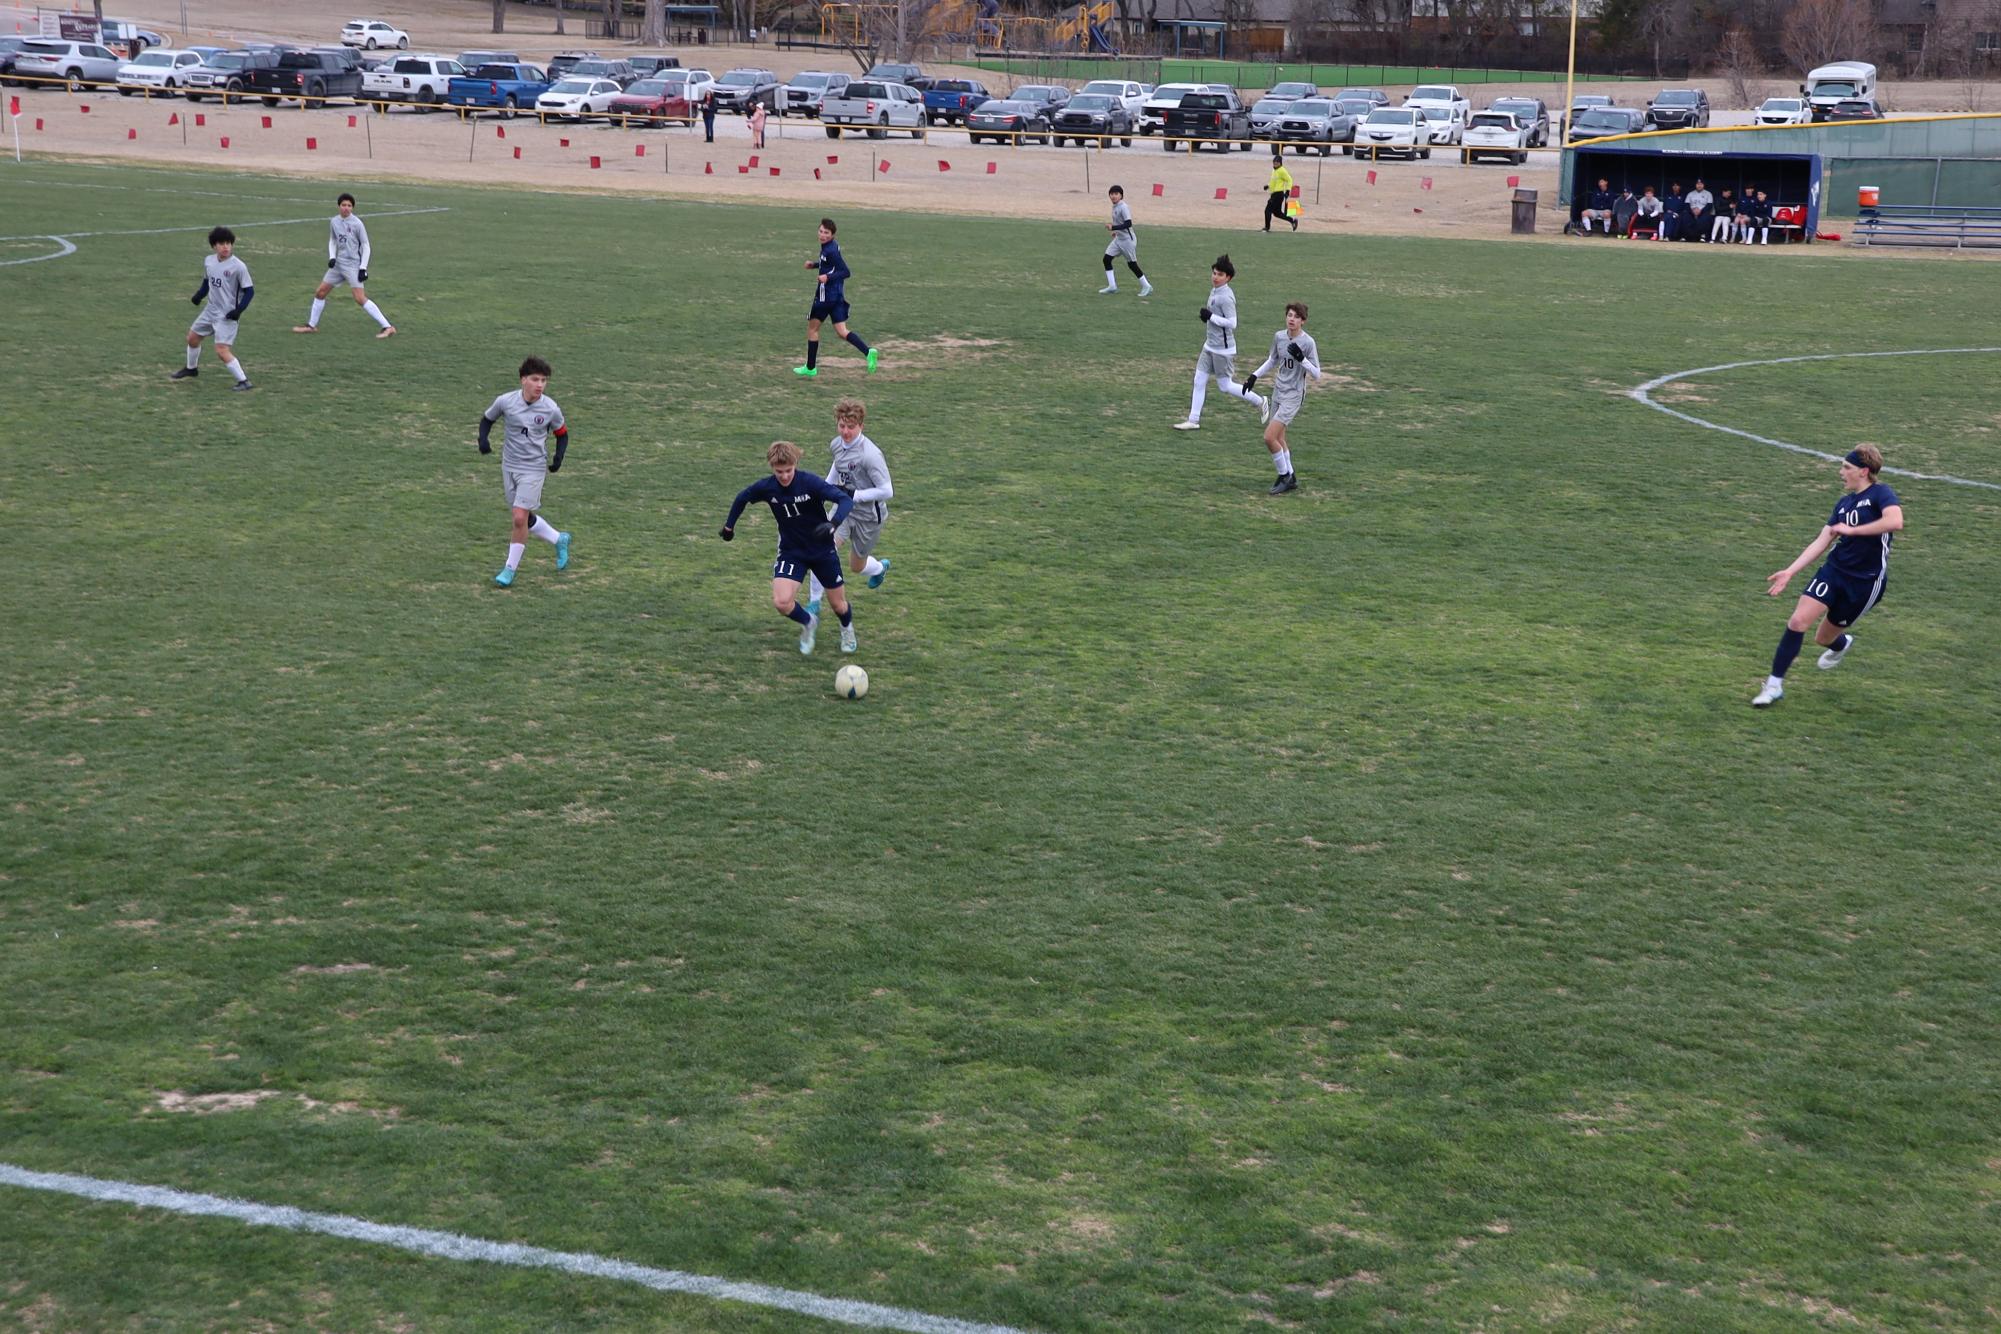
<box><xmin>1826</xmin><ymin>481</ymin><xmax>1899</xmax><ymax>580</ymax></box>
<box><xmin>725</xmin><ymin>470</ymin><xmax>856</xmax><ymax>555</ymax></box>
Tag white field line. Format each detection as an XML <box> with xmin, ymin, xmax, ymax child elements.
<box><xmin>1628</xmin><ymin>349</ymin><xmax>2001</xmax><ymax>492</ymax></box>
<box><xmin>0</xmin><ymin>1162</ymin><xmax>1033</xmax><ymax>1334</ymax></box>
<box><xmin>0</xmin><ymin>206</ymin><xmax>452</xmax><ymax>266</ymax></box>
<box><xmin>6</xmin><ymin>174</ymin><xmax>440</xmax><ymax>206</ymax></box>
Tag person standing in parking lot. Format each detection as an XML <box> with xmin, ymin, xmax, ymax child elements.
<box><xmin>750</xmin><ymin>98</ymin><xmax>767</xmax><ymax>148</ymax></box>
<box><xmin>1263</xmin><ymin>148</ymin><xmax>1296</xmax><ymax>232</ymax></box>
<box><xmin>701</xmin><ymin>88</ymin><xmax>717</xmax><ymax>142</ymax></box>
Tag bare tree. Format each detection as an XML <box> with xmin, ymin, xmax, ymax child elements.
<box><xmin>1717</xmin><ymin>24</ymin><xmax>1761</xmax><ymax>107</ymax></box>
<box><xmin>603</xmin><ymin>0</ymin><xmax>621</xmax><ymax>40</ymax></box>
<box><xmin>554</xmin><ymin>0</ymin><xmax>566</xmax><ymax>37</ymax></box>
<box><xmin>1780</xmin><ymin>0</ymin><xmax>1880</xmax><ymax>73</ymax></box>
<box><xmin>644</xmin><ymin>0</ymin><xmax>667</xmax><ymax>45</ymax></box>
<box><xmin>493</xmin><ymin>0</ymin><xmax>507</xmax><ymax>34</ymax></box>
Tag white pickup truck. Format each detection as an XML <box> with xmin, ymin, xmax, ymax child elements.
<box><xmin>362</xmin><ymin>55</ymin><xmax>467</xmax><ymax>108</ymax></box>
<box><xmin>820</xmin><ymin>80</ymin><xmax>926</xmax><ymax>138</ymax></box>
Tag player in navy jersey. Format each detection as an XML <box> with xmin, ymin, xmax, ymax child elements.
<box><xmin>795</xmin><ymin>217</ymin><xmax>877</xmax><ymax>378</ymax></box>
<box><xmin>1752</xmin><ymin>445</ymin><xmax>1904</xmax><ymax>708</ymax></box>
<box><xmin>720</xmin><ymin>440</ymin><xmax>858</xmax><ymax>655</ymax></box>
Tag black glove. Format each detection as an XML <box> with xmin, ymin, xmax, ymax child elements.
<box><xmin>1199</xmin><ymin>306</ymin><xmax>1212</xmax><ymax>323</ymax></box>
<box><xmin>718</xmin><ymin>526</ymin><xmax>734</xmax><ymax>541</ymax></box>
<box><xmin>478</xmin><ymin>440</ymin><xmax>492</xmax><ymax>455</ymax></box>
<box><xmin>227</xmin><ymin>308</ymin><xmax>246</xmax><ymax>321</ymax></box>
<box><xmin>1241</xmin><ymin>373</ymin><xmax>1258</xmax><ymax>393</ymax></box>
<box><xmin>547</xmin><ymin>455</ymin><xmax>562</xmax><ymax>474</ymax></box>
<box><xmin>358</xmin><ymin>267</ymin><xmax>368</xmax><ymax>283</ymax></box>
<box><xmin>190</xmin><ymin>292</ymin><xmax>204</xmax><ymax>306</ymax></box>
<box><xmin>812</xmin><ymin>521</ymin><xmax>836</xmax><ymax>542</ymax></box>
<box><xmin>1287</xmin><ymin>340</ymin><xmax>1304</xmax><ymax>362</ymax></box>
<box><xmin>837</xmin><ymin>483</ymin><xmax>855</xmax><ymax>497</ymax></box>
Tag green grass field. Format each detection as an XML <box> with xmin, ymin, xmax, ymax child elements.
<box><xmin>3</xmin><ymin>161</ymin><xmax>1998</xmax><ymax>1332</ymax></box>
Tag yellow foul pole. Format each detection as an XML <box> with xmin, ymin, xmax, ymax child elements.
<box><xmin>1563</xmin><ymin>0</ymin><xmax>1580</xmax><ymax>143</ymax></box>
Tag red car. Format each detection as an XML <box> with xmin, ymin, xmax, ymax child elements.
<box><xmin>606</xmin><ymin>76</ymin><xmax>691</xmax><ymax>127</ymax></box>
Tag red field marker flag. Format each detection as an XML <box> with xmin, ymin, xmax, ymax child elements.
<box><xmin>219</xmin><ymin>136</ymin><xmax>229</xmax><ymax>148</ymax></box>
<box><xmin>347</xmin><ymin>114</ymin><xmax>356</xmax><ymax>127</ymax></box>
<box><xmin>496</xmin><ymin>126</ymin><xmax>505</xmax><ymax>138</ymax></box>
<box><xmin>1507</xmin><ymin>174</ymin><xmax>1520</xmax><ymax>187</ymax></box>
<box><xmin>306</xmin><ymin>136</ymin><xmax>317</xmax><ymax>150</ymax></box>
<box><xmin>513</xmin><ymin>146</ymin><xmax>521</xmax><ymax>159</ymax></box>
<box><xmin>1214</xmin><ymin>187</ymin><xmax>1228</xmax><ymax>200</ymax></box>
<box><xmin>826</xmin><ymin>154</ymin><xmax>838</xmax><ymax>164</ymax></box>
<box><xmin>1421</xmin><ymin>176</ymin><xmax>1433</xmax><ymax>190</ymax></box>
<box><xmin>635</xmin><ymin>143</ymin><xmax>644</xmax><ymax>156</ymax></box>
<box><xmin>986</xmin><ymin>161</ymin><xmax>995</xmax><ymax>174</ymax></box>
<box><xmin>937</xmin><ymin>159</ymin><xmax>950</xmax><ymax>171</ymax></box>
<box><xmin>7</xmin><ymin>95</ymin><xmax>18</xmax><ymax>118</ymax></box>
<box><xmin>260</xmin><ymin>115</ymin><xmax>271</xmax><ymax>128</ymax></box>
<box><xmin>814</xmin><ymin>167</ymin><xmax>821</xmax><ymax>179</ymax></box>
<box><xmin>769</xmin><ymin>166</ymin><xmax>779</xmax><ymax>176</ymax></box>
<box><xmin>1151</xmin><ymin>182</ymin><xmax>1163</xmax><ymax>196</ymax></box>
<box><xmin>194</xmin><ymin>113</ymin><xmax>204</xmax><ymax>126</ymax></box>
<box><xmin>1366</xmin><ymin>169</ymin><xmax>1378</xmax><ymax>185</ymax></box>
<box><xmin>878</xmin><ymin>159</ymin><xmax>890</xmax><ymax>173</ymax></box>
<box><xmin>127</xmin><ymin>126</ymin><xmax>136</xmax><ymax>139</ymax></box>
<box><xmin>167</xmin><ymin>111</ymin><xmax>178</xmax><ymax>125</ymax></box>
<box><xmin>589</xmin><ymin>154</ymin><xmax>601</xmax><ymax>168</ymax></box>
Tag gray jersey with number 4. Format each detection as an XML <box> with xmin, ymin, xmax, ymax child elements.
<box><xmin>202</xmin><ymin>253</ymin><xmax>251</xmax><ymax>320</ymax></box>
<box><xmin>829</xmin><ymin>432</ymin><xmax>892</xmax><ymax>524</ymax></box>
<box><xmin>1267</xmin><ymin>329</ymin><xmax>1320</xmax><ymax>395</ymax></box>
<box><xmin>485</xmin><ymin>390</ymin><xmax>566</xmax><ymax>472</ymax></box>
<box><xmin>1204</xmin><ymin>282</ymin><xmax>1236</xmax><ymax>354</ymax></box>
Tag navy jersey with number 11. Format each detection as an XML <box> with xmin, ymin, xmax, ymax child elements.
<box><xmin>725</xmin><ymin>470</ymin><xmax>855</xmax><ymax>555</ymax></box>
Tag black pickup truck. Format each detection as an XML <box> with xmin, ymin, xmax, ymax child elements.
<box><xmin>1163</xmin><ymin>89</ymin><xmax>1252</xmax><ymax>151</ymax></box>
<box><xmin>244</xmin><ymin>50</ymin><xmax>365</xmax><ymax>106</ymax></box>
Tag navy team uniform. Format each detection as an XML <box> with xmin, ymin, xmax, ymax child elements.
<box><xmin>810</xmin><ymin>239</ymin><xmax>851</xmax><ymax>324</ymax></box>
<box><xmin>724</xmin><ymin>470</ymin><xmax>856</xmax><ymax>594</ymax></box>
<box><xmin>1810</xmin><ymin>481</ymin><xmax>1898</xmax><ymax>625</ymax></box>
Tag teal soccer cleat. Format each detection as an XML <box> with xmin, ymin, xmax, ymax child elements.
<box><xmin>867</xmin><ymin>557</ymin><xmax>890</xmax><ymax>590</ymax></box>
<box><xmin>556</xmin><ymin>531</ymin><xmax>572</xmax><ymax>570</ymax></box>
<box><xmin>494</xmin><ymin>567</ymin><xmax>515</xmax><ymax>588</ymax></box>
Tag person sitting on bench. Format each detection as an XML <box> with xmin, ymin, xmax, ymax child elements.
<box><xmin>1612</xmin><ymin>185</ymin><xmax>1641</xmax><ymax>238</ymax></box>
<box><xmin>1631</xmin><ymin>185</ymin><xmax>1665</xmax><ymax>238</ymax></box>
<box><xmin>1710</xmin><ymin>188</ymin><xmax>1739</xmax><ymax>242</ymax></box>
<box><xmin>1684</xmin><ymin>179</ymin><xmax>1713</xmax><ymax>241</ymax></box>
<box><xmin>1734</xmin><ymin>190</ymin><xmax>1760</xmax><ymax>244</ymax></box>
<box><xmin>1660</xmin><ymin>182</ymin><xmax>1687</xmax><ymax>241</ymax></box>
<box><xmin>1578</xmin><ymin>178</ymin><xmax>1615</xmax><ymax>234</ymax></box>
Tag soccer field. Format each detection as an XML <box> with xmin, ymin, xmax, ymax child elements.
<box><xmin>3</xmin><ymin>161</ymin><xmax>1998</xmax><ymax>1331</ymax></box>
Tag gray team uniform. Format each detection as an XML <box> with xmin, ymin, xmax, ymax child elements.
<box><xmin>325</xmin><ymin>214</ymin><xmax>371</xmax><ymax>287</ymax></box>
<box><xmin>484</xmin><ymin>390</ymin><xmax>565</xmax><ymax>513</ymax></box>
<box><xmin>1104</xmin><ymin>199</ymin><xmax>1137</xmax><ymax>261</ymax></box>
<box><xmin>1197</xmin><ymin>282</ymin><xmax>1238</xmax><ymax>381</ymax></box>
<box><xmin>1256</xmin><ymin>329</ymin><xmax>1320</xmax><ymax>424</ymax></box>
<box><xmin>828</xmin><ymin>431</ymin><xmax>892</xmax><ymax>557</ymax></box>
<box><xmin>190</xmin><ymin>253</ymin><xmax>252</xmax><ymax>345</ymax></box>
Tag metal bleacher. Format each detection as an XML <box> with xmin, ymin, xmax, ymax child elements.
<box><xmin>1853</xmin><ymin>203</ymin><xmax>2001</xmax><ymax>249</ymax></box>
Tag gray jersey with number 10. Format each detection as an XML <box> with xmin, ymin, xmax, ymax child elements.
<box><xmin>1267</xmin><ymin>329</ymin><xmax>1320</xmax><ymax>396</ymax></box>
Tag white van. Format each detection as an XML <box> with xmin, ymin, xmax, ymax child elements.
<box><xmin>1802</xmin><ymin>62</ymin><xmax>1876</xmax><ymax>121</ymax></box>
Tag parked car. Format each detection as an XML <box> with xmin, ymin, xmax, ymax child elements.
<box><xmin>1354</xmin><ymin>106</ymin><xmax>1429</xmax><ymax>158</ymax></box>
<box><xmin>1422</xmin><ymin>105</ymin><xmax>1466</xmax><ymax>145</ymax></box>
<box><xmin>965</xmin><ymin>97</ymin><xmax>1047</xmax><ymax>144</ymax></box>
<box><xmin>0</xmin><ymin>36</ymin><xmax>35</xmax><ymax>83</ymax></box>
<box><xmin>1138</xmin><ymin>82</ymin><xmax>1220</xmax><ymax>135</ymax></box>
<box><xmin>1461</xmin><ymin>109</ymin><xmax>1531</xmax><ymax>164</ymax></box>
<box><xmin>339</xmin><ymin>19</ymin><xmax>409</xmax><ymax>50</ymax></box>
<box><xmin>628</xmin><ymin>54</ymin><xmax>681</xmax><ymax>77</ymax></box>
<box><xmin>446</xmin><ymin>62</ymin><xmax>552</xmax><ymax>118</ymax></box>
<box><xmin>779</xmin><ymin>70</ymin><xmax>848</xmax><ymax>117</ymax></box>
<box><xmin>536</xmin><ymin>77</ymin><xmax>622</xmax><ymax>121</ymax></box>
<box><xmin>1249</xmin><ymin>91</ymin><xmax>1296</xmax><ymax>140</ymax></box>
<box><xmin>1563</xmin><ymin>93</ymin><xmax>1612</xmax><ymax>136</ymax></box>
<box><xmin>1403</xmin><ymin>83</ymin><xmax>1470</xmax><ymax>121</ymax></box>
<box><xmin>182</xmin><ymin>49</ymin><xmax>279</xmax><ymax>101</ymax></box>
<box><xmin>546</xmin><ymin>51</ymin><xmax>600</xmax><ymax>81</ymax></box>
<box><xmin>456</xmin><ymin>50</ymin><xmax>519</xmax><ymax>69</ymax></box>
<box><xmin>10</xmin><ymin>39</ymin><xmax>125</xmax><ymax>91</ymax></box>
<box><xmin>1163</xmin><ymin>88</ymin><xmax>1251</xmax><ymax>151</ymax></box>
<box><xmin>820</xmin><ymin>80</ymin><xmax>925</xmax><ymax>138</ymax></box>
<box><xmin>865</xmin><ymin>62</ymin><xmax>924</xmax><ymax>89</ymax></box>
<box><xmin>1488</xmin><ymin>96</ymin><xmax>1549</xmax><ymax>145</ymax></box>
<box><xmin>567</xmin><ymin>58</ymin><xmax>638</xmax><ymax>89</ymax></box>
<box><xmin>1332</xmin><ymin>96</ymin><xmax>1376</xmax><ymax>146</ymax></box>
<box><xmin>1754</xmin><ymin>96</ymin><xmax>1812</xmax><ymax>126</ymax></box>
<box><xmin>1802</xmin><ymin>60</ymin><xmax>1876</xmax><ymax>120</ymax></box>
<box><xmin>1825</xmin><ymin>97</ymin><xmax>1882</xmax><ymax>121</ymax></box>
<box><xmin>100</xmin><ymin>21</ymin><xmax>166</xmax><ymax>52</ymax></box>
<box><xmin>922</xmin><ymin>77</ymin><xmax>991</xmax><ymax>125</ymax></box>
<box><xmin>1273</xmin><ymin>98</ymin><xmax>1352</xmax><ymax>155</ymax></box>
<box><xmin>244</xmin><ymin>49</ymin><xmax>365</xmax><ymax>105</ymax></box>
<box><xmin>712</xmin><ymin>66</ymin><xmax>778</xmax><ymax>112</ymax></box>
<box><xmin>608</xmin><ymin>76</ymin><xmax>693</xmax><ymax>125</ymax></box>
<box><xmin>308</xmin><ymin>45</ymin><xmax>366</xmax><ymax>74</ymax></box>
<box><xmin>1566</xmin><ymin>105</ymin><xmax>1647</xmax><ymax>142</ymax></box>
<box><xmin>1333</xmin><ymin>86</ymin><xmax>1390</xmax><ymax>108</ymax></box>
<box><xmin>660</xmin><ymin>68</ymin><xmax>714</xmax><ymax>110</ymax></box>
<box><xmin>116</xmin><ymin>48</ymin><xmax>208</xmax><ymax>95</ymax></box>
<box><xmin>1645</xmin><ymin>88</ymin><xmax>1709</xmax><ymax>129</ymax></box>
<box><xmin>1009</xmin><ymin>84</ymin><xmax>1071</xmax><ymax>124</ymax></box>
<box><xmin>1052</xmin><ymin>93</ymin><xmax>1134</xmax><ymax>146</ymax></box>
<box><xmin>1077</xmin><ymin>79</ymin><xmax>1145</xmax><ymax>118</ymax></box>
<box><xmin>361</xmin><ymin>54</ymin><xmax>464</xmax><ymax>106</ymax></box>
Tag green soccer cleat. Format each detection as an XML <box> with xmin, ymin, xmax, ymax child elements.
<box><xmin>793</xmin><ymin>365</ymin><xmax>818</xmax><ymax>377</ymax></box>
<box><xmin>799</xmin><ymin>611</ymin><xmax>818</xmax><ymax>655</ymax></box>
<box><xmin>866</xmin><ymin>347</ymin><xmax>879</xmax><ymax>373</ymax></box>
<box><xmin>555</xmin><ymin>531</ymin><xmax>572</xmax><ymax>570</ymax></box>
<box><xmin>494</xmin><ymin>567</ymin><xmax>515</xmax><ymax>588</ymax></box>
<box><xmin>867</xmin><ymin>557</ymin><xmax>890</xmax><ymax>589</ymax></box>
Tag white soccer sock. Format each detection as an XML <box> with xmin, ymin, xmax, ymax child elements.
<box><xmin>1274</xmin><ymin>449</ymin><xmax>1291</xmax><ymax>475</ymax></box>
<box><xmin>1102</xmin><ymin>272</ymin><xmax>1116</xmax><ymax>290</ymax></box>
<box><xmin>362</xmin><ymin>300</ymin><xmax>391</xmax><ymax>329</ymax></box>
<box><xmin>807</xmin><ymin>572</ymin><xmax>825</xmax><ymax>603</ymax></box>
<box><xmin>861</xmin><ymin>556</ymin><xmax>884</xmax><ymax>578</ymax></box>
<box><xmin>185</xmin><ymin>345</ymin><xmax>201</xmax><ymax>369</ymax></box>
<box><xmin>1189</xmin><ymin>369</ymin><xmax>1209</xmax><ymax>421</ymax></box>
<box><xmin>308</xmin><ymin>297</ymin><xmax>326</xmax><ymax>327</ymax></box>
<box><xmin>1216</xmin><ymin>378</ymin><xmax>1252</xmax><ymax>403</ymax></box>
<box><xmin>528</xmin><ymin>517</ymin><xmax>560</xmax><ymax>544</ymax></box>
<box><xmin>1764</xmin><ymin>674</ymin><xmax>1783</xmax><ymax>691</ymax></box>
<box><xmin>225</xmin><ymin>358</ymin><xmax>248</xmax><ymax>383</ymax></box>
<box><xmin>505</xmin><ymin>542</ymin><xmax>525</xmax><ymax>571</ymax></box>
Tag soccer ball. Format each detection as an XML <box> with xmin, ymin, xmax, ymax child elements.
<box><xmin>835</xmin><ymin>664</ymin><xmax>869</xmax><ymax>699</ymax></box>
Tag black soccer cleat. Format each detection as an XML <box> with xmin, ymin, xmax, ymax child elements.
<box><xmin>1269</xmin><ymin>472</ymin><xmax>1298</xmax><ymax>495</ymax></box>
<box><xmin>231</xmin><ymin>379</ymin><xmax>255</xmax><ymax>392</ymax></box>
<box><xmin>169</xmin><ymin>367</ymin><xmax>199</xmax><ymax>379</ymax></box>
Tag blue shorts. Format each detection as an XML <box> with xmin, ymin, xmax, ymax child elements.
<box><xmin>1804</xmin><ymin>564</ymin><xmax>1886</xmax><ymax>627</ymax></box>
<box><xmin>809</xmin><ymin>297</ymin><xmax>850</xmax><ymax>324</ymax></box>
<box><xmin>772</xmin><ymin>548</ymin><xmax>843</xmax><ymax>590</ymax></box>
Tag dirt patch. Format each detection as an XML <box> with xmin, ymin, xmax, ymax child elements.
<box><xmin>292</xmin><ymin>962</ymin><xmax>375</xmax><ymax>974</ymax></box>
<box><xmin>866</xmin><ymin>335</ymin><xmax>1010</xmax><ymax>378</ymax></box>
<box><xmin>153</xmin><ymin>1089</ymin><xmax>284</xmax><ymax>1114</ymax></box>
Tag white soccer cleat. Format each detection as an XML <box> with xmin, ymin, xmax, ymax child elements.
<box><xmin>839</xmin><ymin>623</ymin><xmax>857</xmax><ymax>653</ymax></box>
<box><xmin>1751</xmin><ymin>683</ymin><xmax>1783</xmax><ymax>708</ymax></box>
<box><xmin>1172</xmin><ymin>420</ymin><xmax>1200</xmax><ymax>431</ymax></box>
<box><xmin>1138</xmin><ymin>279</ymin><xmax>1153</xmax><ymax>297</ymax></box>
<box><xmin>1098</xmin><ymin>284</ymin><xmax>1117</xmax><ymax>294</ymax></box>
<box><xmin>1256</xmin><ymin>394</ymin><xmax>1272</xmax><ymax>425</ymax></box>
<box><xmin>1817</xmin><ymin>637</ymin><xmax>1853</xmax><ymax>670</ymax></box>
<box><xmin>799</xmin><ymin>611</ymin><xmax>817</xmax><ymax>655</ymax></box>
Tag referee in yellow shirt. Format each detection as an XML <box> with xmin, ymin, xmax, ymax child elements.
<box><xmin>1264</xmin><ymin>148</ymin><xmax>1296</xmax><ymax>232</ymax></box>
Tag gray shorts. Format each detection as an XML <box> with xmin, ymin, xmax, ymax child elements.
<box><xmin>503</xmin><ymin>465</ymin><xmax>546</xmax><ymax>512</ymax></box>
<box><xmin>836</xmin><ymin>513</ymin><xmax>883</xmax><ymax>558</ymax></box>
<box><xmin>1105</xmin><ymin>231</ymin><xmax>1137</xmax><ymax>261</ymax></box>
<box><xmin>1197</xmin><ymin>349</ymin><xmax>1235</xmax><ymax>381</ymax></box>
<box><xmin>1271</xmin><ymin>387</ymin><xmax>1304</xmax><ymax>425</ymax></box>
<box><xmin>324</xmin><ymin>263</ymin><xmax>361</xmax><ymax>288</ymax></box>
<box><xmin>190</xmin><ymin>312</ymin><xmax>240</xmax><ymax>345</ymax></box>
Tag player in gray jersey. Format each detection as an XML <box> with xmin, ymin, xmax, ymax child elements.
<box><xmin>1096</xmin><ymin>185</ymin><xmax>1152</xmax><ymax>297</ymax></box>
<box><xmin>1240</xmin><ymin>300</ymin><xmax>1321</xmax><ymax>494</ymax></box>
<box><xmin>804</xmin><ymin>398</ymin><xmax>894</xmax><ymax>653</ymax></box>
<box><xmin>1173</xmin><ymin>254</ymin><xmax>1264</xmax><ymax>430</ymax></box>
<box><xmin>170</xmin><ymin>226</ymin><xmax>255</xmax><ymax>390</ymax></box>
<box><xmin>294</xmin><ymin>192</ymin><xmax>395</xmax><ymax>338</ymax></box>
<box><xmin>477</xmin><ymin>356</ymin><xmax>573</xmax><ymax>588</ymax></box>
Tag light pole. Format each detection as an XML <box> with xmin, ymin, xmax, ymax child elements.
<box><xmin>1563</xmin><ymin>0</ymin><xmax>1580</xmax><ymax>143</ymax></box>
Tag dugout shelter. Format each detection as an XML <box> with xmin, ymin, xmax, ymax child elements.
<box><xmin>1566</xmin><ymin>143</ymin><xmax>1824</xmax><ymax>240</ymax></box>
